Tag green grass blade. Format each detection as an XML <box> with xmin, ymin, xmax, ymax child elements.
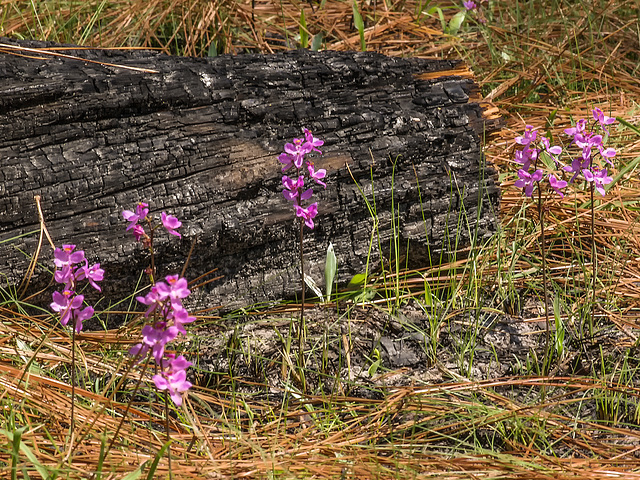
<box><xmin>299</xmin><ymin>9</ymin><xmax>308</xmax><ymax>48</ymax></box>
<box><xmin>1</xmin><ymin>428</ymin><xmax>49</xmax><ymax>480</ymax></box>
<box><xmin>610</xmin><ymin>117</ymin><xmax>640</xmax><ymax>188</ymax></box>
<box><xmin>145</xmin><ymin>441</ymin><xmax>172</xmax><ymax>480</ymax></box>
<box><xmin>95</xmin><ymin>433</ymin><xmax>107</xmax><ymax>480</ymax></box>
<box><xmin>0</xmin><ymin>230</ymin><xmax>40</xmax><ymax>245</ymax></box>
<box><xmin>9</xmin><ymin>427</ymin><xmax>22</xmax><ymax>480</ymax></box>
<box><xmin>79</xmin><ymin>0</ymin><xmax>108</xmax><ymax>45</ymax></box>
<box><xmin>425</xmin><ymin>6</ymin><xmax>447</xmax><ymax>32</ymax></box>
<box><xmin>352</xmin><ymin>0</ymin><xmax>366</xmax><ymax>51</ymax></box>
<box><xmin>617</xmin><ymin>116</ymin><xmax>640</xmax><ymax>136</ymax></box>
<box><xmin>17</xmin><ymin>439</ymin><xmax>49</xmax><ymax>479</ymax></box>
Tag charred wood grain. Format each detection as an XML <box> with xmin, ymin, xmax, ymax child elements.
<box><xmin>0</xmin><ymin>38</ymin><xmax>502</xmax><ymax>313</ymax></box>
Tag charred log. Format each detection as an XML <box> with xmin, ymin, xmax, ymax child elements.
<box><xmin>0</xmin><ymin>38</ymin><xmax>502</xmax><ymax>312</ymax></box>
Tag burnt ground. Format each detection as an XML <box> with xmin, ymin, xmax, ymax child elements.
<box><xmin>186</xmin><ymin>295</ymin><xmax>633</xmax><ymax>402</ymax></box>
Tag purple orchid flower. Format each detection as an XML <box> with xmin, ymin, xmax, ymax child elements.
<box><xmin>592</xmin><ymin>108</ymin><xmax>616</xmax><ymax>133</ymax></box>
<box><xmin>583</xmin><ymin>167</ymin><xmax>613</xmax><ymax>196</ymax></box>
<box><xmin>161</xmin><ymin>212</ymin><xmax>182</xmax><ymax>238</ymax></box>
<box><xmin>51</xmin><ymin>291</ymin><xmax>85</xmax><ymax>328</ymax></box>
<box><xmin>153</xmin><ymin>355</ymin><xmax>193</xmax><ymax>406</ymax></box>
<box><xmin>548</xmin><ymin>174</ymin><xmax>568</xmax><ymax>198</ymax></box>
<box><xmin>122</xmin><ymin>202</ymin><xmax>149</xmax><ymax>231</ymax></box>
<box><xmin>156</xmin><ymin>275</ymin><xmax>191</xmax><ymax>311</ymax></box>
<box><xmin>515</xmin><ymin>125</ymin><xmax>538</xmax><ymax>147</ymax></box>
<box><xmin>514</xmin><ymin>168</ymin><xmax>543</xmax><ymax>197</ymax></box>
<box><xmin>54</xmin><ymin>245</ymin><xmax>85</xmax><ymax>269</ymax></box>
<box><xmin>282</xmin><ymin>175</ymin><xmax>313</xmax><ymax>203</ymax></box>
<box><xmin>294</xmin><ymin>202</ymin><xmax>318</xmax><ymax>229</ymax></box>
<box><xmin>75</xmin><ymin>261</ymin><xmax>105</xmax><ymax>292</ymax></box>
<box><xmin>307</xmin><ymin>164</ymin><xmax>327</xmax><ymax>188</ymax></box>
<box><xmin>540</xmin><ymin>136</ymin><xmax>562</xmax><ymax>156</ymax></box>
<box><xmin>303</xmin><ymin>128</ymin><xmax>324</xmax><ymax>153</ymax></box>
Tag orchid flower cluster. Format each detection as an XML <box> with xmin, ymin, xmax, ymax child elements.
<box><xmin>122</xmin><ymin>202</ymin><xmax>182</xmax><ymax>245</ymax></box>
<box><xmin>463</xmin><ymin>0</ymin><xmax>487</xmax><ymax>23</ymax></box>
<box><xmin>123</xmin><ymin>203</ymin><xmax>193</xmax><ymax>406</ymax></box>
<box><xmin>513</xmin><ymin>108</ymin><xmax>617</xmax><ymax>199</ymax></box>
<box><xmin>463</xmin><ymin>0</ymin><xmax>483</xmax><ymax>9</ymax></box>
<box><xmin>278</xmin><ymin>129</ymin><xmax>326</xmax><ymax>229</ymax></box>
<box><xmin>50</xmin><ymin>245</ymin><xmax>104</xmax><ymax>333</ymax></box>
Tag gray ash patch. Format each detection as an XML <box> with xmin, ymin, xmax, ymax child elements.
<box><xmin>183</xmin><ymin>299</ymin><xmax>627</xmax><ymax>395</ymax></box>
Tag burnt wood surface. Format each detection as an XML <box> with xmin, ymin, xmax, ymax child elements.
<box><xmin>0</xmin><ymin>38</ymin><xmax>501</xmax><ymax>313</ymax></box>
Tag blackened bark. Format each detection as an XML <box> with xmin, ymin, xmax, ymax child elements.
<box><xmin>0</xmin><ymin>38</ymin><xmax>501</xmax><ymax>312</ymax></box>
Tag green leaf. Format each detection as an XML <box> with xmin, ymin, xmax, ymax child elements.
<box><xmin>539</xmin><ymin>151</ymin><xmax>556</xmax><ymax>172</ymax></box>
<box><xmin>368</xmin><ymin>358</ymin><xmax>381</xmax><ymax>376</ymax></box>
<box><xmin>424</xmin><ymin>281</ymin><xmax>432</xmax><ymax>307</ymax></box>
<box><xmin>368</xmin><ymin>348</ymin><xmax>381</xmax><ymax>376</ymax></box>
<box><xmin>299</xmin><ymin>9</ymin><xmax>308</xmax><ymax>49</ymax></box>
<box><xmin>207</xmin><ymin>41</ymin><xmax>217</xmax><ymax>57</ymax></box>
<box><xmin>352</xmin><ymin>1</ymin><xmax>366</xmax><ymax>51</ymax></box>
<box><xmin>447</xmin><ymin>11</ymin><xmax>466</xmax><ymax>36</ymax></box>
<box><xmin>348</xmin><ymin>273</ymin><xmax>366</xmax><ymax>287</ymax></box>
<box><xmin>546</xmin><ymin>109</ymin><xmax>558</xmax><ymax>129</ymax></box>
<box><xmin>311</xmin><ymin>32</ymin><xmax>323</xmax><ymax>51</ymax></box>
<box><xmin>354</xmin><ymin>287</ymin><xmax>376</xmax><ymax>303</ymax></box>
<box><xmin>325</xmin><ymin>242</ymin><xmax>337</xmax><ymax>302</ymax></box>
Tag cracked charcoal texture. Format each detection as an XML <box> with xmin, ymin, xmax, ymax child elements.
<box><xmin>0</xmin><ymin>38</ymin><xmax>501</xmax><ymax>313</ymax></box>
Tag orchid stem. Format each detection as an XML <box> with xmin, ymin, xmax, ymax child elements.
<box><xmin>165</xmin><ymin>390</ymin><xmax>173</xmax><ymax>480</ymax></box>
<box><xmin>69</xmin><ymin>319</ymin><xmax>76</xmax><ymax>451</ymax></box>
<box><xmin>298</xmin><ymin>217</ymin><xmax>306</xmax><ymax>390</ymax></box>
<box><xmin>538</xmin><ymin>185</ymin><xmax>551</xmax><ymax>372</ymax></box>
<box><xmin>590</xmin><ymin>182</ymin><xmax>596</xmax><ymax>339</ymax></box>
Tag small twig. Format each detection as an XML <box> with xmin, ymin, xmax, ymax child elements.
<box><xmin>18</xmin><ymin>195</ymin><xmax>55</xmax><ymax>298</ymax></box>
<box><xmin>0</xmin><ymin>43</ymin><xmax>159</xmax><ymax>73</ymax></box>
